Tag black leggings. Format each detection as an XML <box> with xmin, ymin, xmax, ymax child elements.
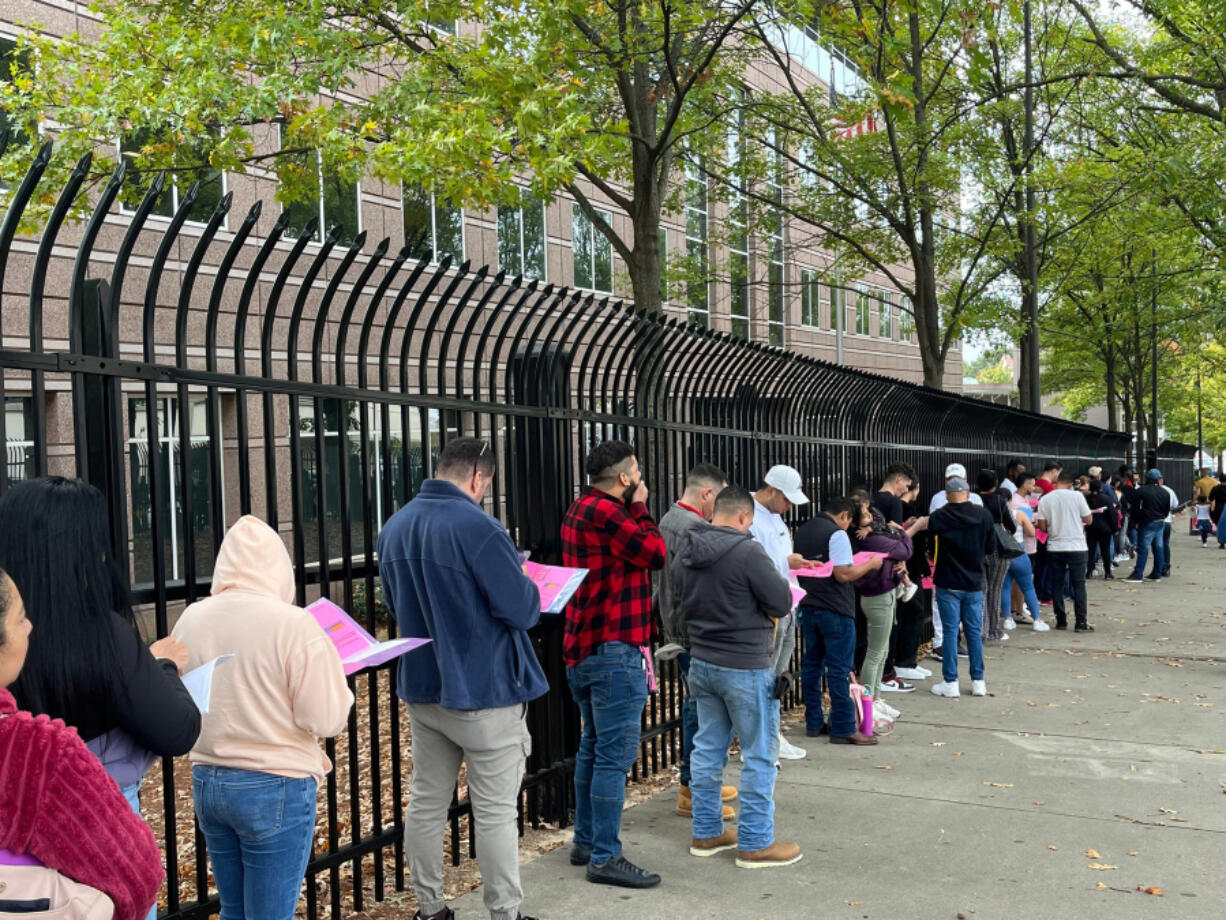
<box><xmin>1086</xmin><ymin>532</ymin><xmax>1113</xmax><ymax>575</ymax></box>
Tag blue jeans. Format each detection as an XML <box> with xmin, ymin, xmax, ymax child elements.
<box><xmin>688</xmin><ymin>659</ymin><xmax>778</xmax><ymax>851</ymax></box>
<box><xmin>678</xmin><ymin>653</ymin><xmax>700</xmax><ymax>787</ymax></box>
<box><xmin>935</xmin><ymin>588</ymin><xmax>984</xmax><ymax>683</ymax></box>
<box><xmin>1162</xmin><ymin>522</ymin><xmax>1172</xmax><ymax>574</ymax></box>
<box><xmin>566</xmin><ymin>642</ymin><xmax>649</xmax><ymax>865</ymax></box>
<box><xmin>192</xmin><ymin>766</ymin><xmax>318</xmax><ymax>920</ymax></box>
<box><xmin>1130</xmin><ymin>520</ymin><xmax>1166</xmax><ymax>579</ymax></box>
<box><xmin>1000</xmin><ymin>553</ymin><xmax>1042</xmax><ymax>622</ymax></box>
<box><xmin>121</xmin><ymin>782</ymin><xmax>158</xmax><ymax>920</ymax></box>
<box><xmin>1218</xmin><ymin>514</ymin><xmax>1226</xmax><ymax>547</ymax></box>
<box><xmin>800</xmin><ymin>608</ymin><xmax>857</xmax><ymax>737</ymax></box>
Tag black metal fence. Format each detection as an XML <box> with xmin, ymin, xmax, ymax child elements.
<box><xmin>1</xmin><ymin>139</ymin><xmax>1133</xmax><ymax>919</ymax></box>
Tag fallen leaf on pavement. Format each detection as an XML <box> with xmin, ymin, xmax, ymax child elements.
<box><xmin>1127</xmin><ymin>851</ymin><xmax>1139</xmax><ymax>856</ymax></box>
<box><xmin>845</xmin><ymin>901</ymin><xmax>860</xmax><ymax>907</ymax></box>
<box><xmin>1136</xmin><ymin>886</ymin><xmax>1162</xmax><ymax>896</ymax></box>
<box><xmin>874</xmin><ymin>765</ymin><xmax>892</xmax><ymax>770</ymax></box>
<box><xmin>1088</xmin><ymin>863</ymin><xmax>1118</xmax><ymax>870</ymax></box>
<box><xmin>1048</xmin><ymin>845</ymin><xmax>1057</xmax><ymax>850</ymax></box>
<box><xmin>1159</xmin><ymin>808</ymin><xmax>1177</xmax><ymax>815</ymax></box>
<box><xmin>983</xmin><ymin>782</ymin><xmax>1013</xmax><ymax>788</ymax></box>
<box><xmin>1034</xmin><ymin>801</ymin><xmax>1046</xmax><ymax>806</ymax></box>
<box><xmin>1084</xmin><ymin>849</ymin><xmax>1100</xmax><ymax>859</ymax></box>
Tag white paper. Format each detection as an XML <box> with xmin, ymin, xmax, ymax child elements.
<box><xmin>181</xmin><ymin>655</ymin><xmax>234</xmax><ymax>714</ymax></box>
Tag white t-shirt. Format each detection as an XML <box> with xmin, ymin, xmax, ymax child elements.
<box><xmin>750</xmin><ymin>498</ymin><xmax>792</xmax><ymax>580</ymax></box>
<box><xmin>1196</xmin><ymin>503</ymin><xmax>1211</xmax><ymax>522</ymax></box>
<box><xmin>1035</xmin><ymin>488</ymin><xmax>1091</xmax><ymax>552</ymax></box>
<box><xmin>1162</xmin><ymin>485</ymin><xmax>1178</xmax><ymax>523</ymax></box>
<box><xmin>929</xmin><ymin>491</ymin><xmax>983</xmax><ymax>514</ymax></box>
<box><xmin>1000</xmin><ymin>478</ymin><xmax>1018</xmax><ymax>495</ymax></box>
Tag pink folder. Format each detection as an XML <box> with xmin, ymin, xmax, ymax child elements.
<box><xmin>308</xmin><ymin>598</ymin><xmax>432</xmax><ymax>676</ymax></box>
<box><xmin>523</xmin><ymin>561</ymin><xmax>589</xmax><ymax>614</ymax></box>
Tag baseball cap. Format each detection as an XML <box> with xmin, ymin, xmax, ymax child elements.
<box><xmin>1145</xmin><ymin>468</ymin><xmax>1162</xmax><ymax>482</ymax></box>
<box><xmin>764</xmin><ymin>465</ymin><xmax>809</xmax><ymax>505</ymax></box>
<box><xmin>945</xmin><ymin>476</ymin><xmax>970</xmax><ymax>493</ymax></box>
<box><xmin>1087</xmin><ymin>465</ymin><xmax>1102</xmax><ymax>478</ymax></box>
<box><xmin>944</xmin><ymin>463</ymin><xmax>967</xmax><ymax>479</ymax></box>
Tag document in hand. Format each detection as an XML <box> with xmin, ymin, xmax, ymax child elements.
<box><xmin>181</xmin><ymin>655</ymin><xmax>234</xmax><ymax>714</ymax></box>
<box><xmin>1035</xmin><ymin>530</ymin><xmax>1048</xmax><ymax>544</ymax></box>
<box><xmin>307</xmin><ymin>598</ymin><xmax>432</xmax><ymax>675</ymax></box>
<box><xmin>793</xmin><ymin>561</ymin><xmax>835</xmax><ymax>578</ymax></box>
<box><xmin>788</xmin><ymin>584</ymin><xmax>807</xmax><ymax>607</ymax></box>
<box><xmin>852</xmin><ymin>551</ymin><xmax>890</xmax><ymax>565</ymax></box>
<box><xmin>523</xmin><ymin>561</ymin><xmax>589</xmax><ymax>614</ymax></box>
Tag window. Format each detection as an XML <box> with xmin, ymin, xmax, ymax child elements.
<box><xmin>572</xmin><ymin>204</ymin><xmax>613</xmax><ymax>293</ymax></box>
<box><xmin>830</xmin><ymin>277</ymin><xmax>846</xmax><ymax>334</ymax></box>
<box><xmin>403</xmin><ymin>184</ymin><xmax>463</xmax><ymax>265</ymax></box>
<box><xmin>801</xmin><ymin>269</ymin><xmax>820</xmax><ymax>328</ymax></box>
<box><xmin>4</xmin><ymin>396</ymin><xmax>33</xmax><ymax>487</ymax></box>
<box><xmin>1</xmin><ymin>37</ymin><xmax>32</xmax><ymax>157</ymax></box>
<box><xmin>899</xmin><ymin>299</ymin><xmax>914</xmax><ymax>341</ymax></box>
<box><xmin>685</xmin><ymin>165</ymin><xmax>709</xmax><ymax>328</ymax></box>
<box><xmin>497</xmin><ymin>187</ymin><xmax>546</xmax><ymax>280</ymax></box>
<box><xmin>658</xmin><ymin>227</ymin><xmax>669</xmax><ymax>303</ymax></box>
<box><xmin>766</xmin><ymin>130</ymin><xmax>785</xmax><ymax>346</ymax></box>
<box><xmin>727</xmin><ymin>109</ymin><xmax>749</xmax><ymax>340</ymax></box>
<box><xmin>118</xmin><ymin>127</ymin><xmax>226</xmax><ymax>224</ymax></box>
<box><xmin>855</xmin><ymin>285</ymin><xmax>871</xmax><ymax>335</ymax></box>
<box><xmin>127</xmin><ymin>395</ymin><xmax>218</xmax><ymax>585</ymax></box>
<box><xmin>282</xmin><ymin>148</ymin><xmax>360</xmax><ymax>246</ymax></box>
<box><xmin>879</xmin><ymin>291</ymin><xmax>892</xmax><ymax>339</ymax></box>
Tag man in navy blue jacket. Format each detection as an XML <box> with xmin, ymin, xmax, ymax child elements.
<box><xmin>378</xmin><ymin>437</ymin><xmax>546</xmax><ymax>920</ymax></box>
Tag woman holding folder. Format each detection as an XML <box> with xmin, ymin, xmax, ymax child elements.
<box><xmin>173</xmin><ymin>515</ymin><xmax>353</xmax><ymax>920</ymax></box>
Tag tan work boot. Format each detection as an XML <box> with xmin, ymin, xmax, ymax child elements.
<box><xmin>675</xmin><ymin>784</ymin><xmax>736</xmax><ymax>819</ymax></box>
<box><xmin>735</xmin><ymin>841</ymin><xmax>803</xmax><ymax>869</ymax></box>
<box><xmin>689</xmin><ymin>827</ymin><xmax>738</xmax><ymax>857</ymax></box>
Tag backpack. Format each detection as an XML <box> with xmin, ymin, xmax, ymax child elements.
<box><xmin>0</xmin><ymin>858</ymin><xmax>114</xmax><ymax>920</ymax></box>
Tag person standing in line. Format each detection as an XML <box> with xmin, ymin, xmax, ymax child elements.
<box><xmin>1195</xmin><ymin>467</ymin><xmax>1218</xmax><ymax>507</ymax></box>
<box><xmin>928</xmin><ymin>477</ymin><xmax>996</xmax><ymax>699</ymax></box>
<box><xmin>1125</xmin><ymin>469</ymin><xmax>1172</xmax><ymax>582</ymax></box>
<box><xmin>654</xmin><ymin>463</ymin><xmax>737</xmax><ymax>822</ymax></box>
<box><xmin>1035</xmin><ymin>472</ymin><xmax>1093</xmax><ymax>632</ymax></box>
<box><xmin>1209</xmin><ymin>473</ymin><xmax>1226</xmax><ymax>549</ymax></box>
<box><xmin>1034</xmin><ymin>461</ymin><xmax>1062</xmax><ymax>495</ymax></box>
<box><xmin>1002</xmin><ymin>475</ymin><xmax>1049</xmax><ymax>632</ymax></box>
<box><xmin>999</xmin><ymin>459</ymin><xmax>1026</xmax><ymax>497</ymax></box>
<box><xmin>891</xmin><ymin>480</ymin><xmax>933</xmax><ymax>682</ymax></box>
<box><xmin>1082</xmin><ymin>474</ymin><xmax>1117</xmax><ymax>578</ymax></box>
<box><xmin>174</xmin><ymin>517</ymin><xmax>354</xmax><ymax>920</ymax></box>
<box><xmin>976</xmin><ymin>470</ymin><xmax>1015</xmax><ymax>643</ymax></box>
<box><xmin>1194</xmin><ymin>493</ymin><xmax>1214</xmax><ymax>547</ymax></box>
<box><xmin>853</xmin><ymin>504</ymin><xmax>913</xmax><ymax>710</ymax></box>
<box><xmin>561</xmin><ymin>440</ymin><xmax>666</xmax><ymax>889</ymax></box>
<box><xmin>1159</xmin><ymin>475</ymin><xmax>1180</xmax><ymax>576</ymax></box>
<box><xmin>794</xmin><ymin>497</ymin><xmax>884</xmax><ymax>745</ymax></box>
<box><xmin>749</xmin><ymin>465</ymin><xmax>818</xmax><ymax>762</ymax></box>
<box><xmin>378</xmin><ymin>437</ymin><xmax>548</xmax><ymax>920</ymax></box>
<box><xmin>927</xmin><ymin>464</ymin><xmax>982</xmax><ymax>662</ymax></box>
<box><xmin>673</xmin><ymin>487</ymin><xmax>800</xmax><ymax>869</ymax></box>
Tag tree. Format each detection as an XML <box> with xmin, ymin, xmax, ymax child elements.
<box><xmin>0</xmin><ymin>0</ymin><xmax>765</xmax><ymax>316</ymax></box>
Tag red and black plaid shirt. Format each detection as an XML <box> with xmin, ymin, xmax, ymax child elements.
<box><xmin>562</xmin><ymin>487</ymin><xmax>667</xmax><ymax>666</ymax></box>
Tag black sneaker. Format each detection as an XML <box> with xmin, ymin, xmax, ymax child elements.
<box><xmin>806</xmin><ymin>724</ymin><xmax>830</xmax><ymax>737</ymax></box>
<box><xmin>570</xmin><ymin>844</ymin><xmax>591</xmax><ymax>866</ymax></box>
<box><xmin>587</xmin><ymin>855</ymin><xmax>662</xmax><ymax>888</ymax></box>
<box><xmin>412</xmin><ymin>910</ymin><xmax>455</xmax><ymax>920</ymax></box>
<box><xmin>1075</xmin><ymin>624</ymin><xmax>1095</xmax><ymax>632</ymax></box>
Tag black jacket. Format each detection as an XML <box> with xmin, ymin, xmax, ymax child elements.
<box><xmin>929</xmin><ymin>500</ymin><xmax>996</xmax><ymax>591</ymax></box>
<box><xmin>1128</xmin><ymin>484</ymin><xmax>1171</xmax><ymax>526</ymax></box>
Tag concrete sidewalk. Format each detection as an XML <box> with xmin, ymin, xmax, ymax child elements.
<box><xmin>456</xmin><ymin>540</ymin><xmax>1226</xmax><ymax>919</ymax></box>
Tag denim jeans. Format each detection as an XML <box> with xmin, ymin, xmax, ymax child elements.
<box><xmin>120</xmin><ymin>781</ymin><xmax>157</xmax><ymax>920</ymax></box>
<box><xmin>688</xmin><ymin>659</ymin><xmax>778</xmax><ymax>852</ymax></box>
<box><xmin>935</xmin><ymin>588</ymin><xmax>984</xmax><ymax>683</ymax></box>
<box><xmin>1046</xmin><ymin>550</ymin><xmax>1088</xmax><ymax>627</ymax></box>
<box><xmin>1000</xmin><ymin>553</ymin><xmax>1042</xmax><ymax>622</ymax></box>
<box><xmin>1162</xmin><ymin>522</ymin><xmax>1172</xmax><ymax>574</ymax></box>
<box><xmin>566</xmin><ymin>642</ymin><xmax>649</xmax><ymax>865</ymax></box>
<box><xmin>800</xmin><ymin>608</ymin><xmax>857</xmax><ymax>737</ymax></box>
<box><xmin>1130</xmin><ymin>520</ymin><xmax>1166</xmax><ymax>579</ymax></box>
<box><xmin>678</xmin><ymin>653</ymin><xmax>700</xmax><ymax>787</ymax></box>
<box><xmin>192</xmin><ymin>766</ymin><xmax>317</xmax><ymax>920</ymax></box>
<box><xmin>1218</xmin><ymin>514</ymin><xmax>1226</xmax><ymax>547</ymax></box>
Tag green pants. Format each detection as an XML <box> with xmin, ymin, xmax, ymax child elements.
<box><xmin>859</xmin><ymin>591</ymin><xmax>896</xmax><ymax>700</ymax></box>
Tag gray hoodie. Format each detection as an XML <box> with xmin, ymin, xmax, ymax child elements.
<box><xmin>672</xmin><ymin>521</ymin><xmax>793</xmax><ymax>670</ymax></box>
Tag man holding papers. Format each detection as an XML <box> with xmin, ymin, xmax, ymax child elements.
<box><xmin>377</xmin><ymin>437</ymin><xmax>547</xmax><ymax>920</ymax></box>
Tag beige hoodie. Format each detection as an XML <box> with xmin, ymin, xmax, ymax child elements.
<box><xmin>172</xmin><ymin>516</ymin><xmax>354</xmax><ymax>782</ymax></box>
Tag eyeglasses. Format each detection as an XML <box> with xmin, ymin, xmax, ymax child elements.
<box><xmin>473</xmin><ymin>440</ymin><xmax>489</xmax><ymax>479</ymax></box>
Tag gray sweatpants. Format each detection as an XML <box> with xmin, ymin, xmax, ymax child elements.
<box><xmin>771</xmin><ymin>610</ymin><xmax>797</xmax><ymax>676</ymax></box>
<box><xmin>405</xmin><ymin>703</ymin><xmax>531</xmax><ymax>920</ymax></box>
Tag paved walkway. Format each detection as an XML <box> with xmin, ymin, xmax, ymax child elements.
<box><xmin>456</xmin><ymin>539</ymin><xmax>1226</xmax><ymax>919</ymax></box>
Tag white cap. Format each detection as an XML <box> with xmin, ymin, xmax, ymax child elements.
<box><xmin>944</xmin><ymin>462</ymin><xmax>967</xmax><ymax>479</ymax></box>
<box><xmin>764</xmin><ymin>465</ymin><xmax>809</xmax><ymax>505</ymax></box>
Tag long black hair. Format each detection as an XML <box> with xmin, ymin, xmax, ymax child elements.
<box><xmin>0</xmin><ymin>476</ymin><xmax>135</xmax><ymax>721</ymax></box>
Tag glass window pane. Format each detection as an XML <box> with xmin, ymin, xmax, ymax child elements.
<box><xmin>322</xmin><ymin>168</ymin><xmax>359</xmax><ymax>245</ymax></box>
<box><xmin>282</xmin><ymin>150</ymin><xmax>322</xmax><ymax>242</ymax></box>
<box><xmin>402</xmin><ymin>184</ymin><xmax>432</xmax><ymax>260</ymax></box>
<box><xmin>435</xmin><ymin>200</ymin><xmax>464</xmax><ymax>264</ymax></box>
<box><xmin>593</xmin><ymin>226</ymin><xmax>612</xmax><ymax>293</ymax></box>
<box><xmin>119</xmin><ymin>128</ymin><xmax>175</xmax><ymax>217</ymax></box>
<box><xmin>572</xmin><ymin>205</ymin><xmax>592</xmax><ymax>290</ymax></box>
<box><xmin>1</xmin><ymin>38</ymin><xmax>33</xmax><ymax>164</ymax></box>
<box><xmin>497</xmin><ymin>202</ymin><xmax>523</xmax><ymax>276</ymax></box>
<box><xmin>188</xmin><ymin>167</ymin><xmax>225</xmax><ymax>224</ymax></box>
<box><xmin>730</xmin><ymin>252</ymin><xmax>748</xmax><ymax>338</ymax></box>
<box><xmin>658</xmin><ymin>228</ymin><xmax>668</xmax><ymax>302</ymax></box>
<box><xmin>521</xmin><ymin>191</ymin><xmax>545</xmax><ymax>280</ymax></box>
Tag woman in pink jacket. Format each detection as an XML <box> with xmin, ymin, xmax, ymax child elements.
<box><xmin>172</xmin><ymin>517</ymin><xmax>354</xmax><ymax>920</ymax></box>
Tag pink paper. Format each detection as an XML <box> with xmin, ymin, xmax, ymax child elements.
<box><xmin>308</xmin><ymin>598</ymin><xmax>432</xmax><ymax>676</ymax></box>
<box><xmin>789</xmin><ymin>584</ymin><xmax>807</xmax><ymax>607</ymax></box>
<box><xmin>639</xmin><ymin>645</ymin><xmax>659</xmax><ymax>691</ymax></box>
<box><xmin>852</xmin><ymin>551</ymin><xmax>889</xmax><ymax>565</ymax></box>
<box><xmin>921</xmin><ymin>576</ymin><xmax>934</xmax><ymax>590</ymax></box>
<box><xmin>1035</xmin><ymin>530</ymin><xmax>1048</xmax><ymax>544</ymax></box>
<box><xmin>793</xmin><ymin>561</ymin><xmax>835</xmax><ymax>578</ymax></box>
<box><xmin>523</xmin><ymin>561</ymin><xmax>589</xmax><ymax>614</ymax></box>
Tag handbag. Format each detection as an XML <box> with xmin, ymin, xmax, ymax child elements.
<box><xmin>988</xmin><ymin>494</ymin><xmax>1024</xmax><ymax>559</ymax></box>
<box><xmin>0</xmin><ymin>862</ymin><xmax>115</xmax><ymax>920</ymax></box>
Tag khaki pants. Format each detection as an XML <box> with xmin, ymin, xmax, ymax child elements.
<box><xmin>405</xmin><ymin>703</ymin><xmax>531</xmax><ymax>920</ymax></box>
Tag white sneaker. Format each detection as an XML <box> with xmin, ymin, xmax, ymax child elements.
<box><xmin>901</xmin><ymin>582</ymin><xmax>919</xmax><ymax>602</ymax></box>
<box><xmin>893</xmin><ymin>666</ymin><xmax>929</xmax><ymax>681</ymax></box>
<box><xmin>777</xmin><ymin>734</ymin><xmax>807</xmax><ymax>761</ymax></box>
<box><xmin>1003</xmin><ymin>618</ymin><xmax>1016</xmax><ymax>630</ymax></box>
<box><xmin>931</xmin><ymin>681</ymin><xmax>960</xmax><ymax>698</ymax></box>
<box><xmin>971</xmin><ymin>680</ymin><xmax>987</xmax><ymax>697</ymax></box>
<box><xmin>1033</xmin><ymin>620</ymin><xmax>1051</xmax><ymax>632</ymax></box>
<box><xmin>876</xmin><ymin>700</ymin><xmax>901</xmax><ymax>720</ymax></box>
<box><xmin>997</xmin><ymin>632</ymin><xmax>1009</xmax><ymax>640</ymax></box>
<box><xmin>915</xmin><ymin>665</ymin><xmax>932</xmax><ymax>678</ymax></box>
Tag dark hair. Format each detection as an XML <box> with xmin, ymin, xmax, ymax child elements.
<box><xmin>686</xmin><ymin>463</ymin><xmax>727</xmax><ymax>492</ymax></box>
<box><xmin>0</xmin><ymin>477</ymin><xmax>134</xmax><ymax>721</ymax></box>
<box><xmin>713</xmin><ymin>485</ymin><xmax>754</xmax><ymax>516</ymax></box>
<box><xmin>1043</xmin><ymin>460</ymin><xmax>1062</xmax><ymax>473</ymax></box>
<box><xmin>1056</xmin><ymin>470</ymin><xmax>1076</xmax><ymax>485</ymax></box>
<box><xmin>823</xmin><ymin>496</ymin><xmax>860</xmax><ymax>519</ymax></box>
<box><xmin>1219</xmin><ymin>473</ymin><xmax>1226</xmax><ymax>483</ymax></box>
<box><xmin>976</xmin><ymin>469</ymin><xmax>998</xmax><ymax>492</ymax></box>
<box><xmin>1006</xmin><ymin>458</ymin><xmax>1024</xmax><ymax>472</ymax></box>
<box><xmin>585</xmin><ymin>440</ymin><xmax>635</xmax><ymax>480</ymax></box>
<box><xmin>848</xmin><ymin>486</ymin><xmax>871</xmax><ymax>504</ymax></box>
<box><xmin>881</xmin><ymin>461</ymin><xmax>915</xmax><ymax>487</ymax></box>
<box><xmin>1013</xmin><ymin>472</ymin><xmax>1035</xmax><ymax>488</ymax></box>
<box><xmin>436</xmin><ymin>436</ymin><xmax>494</xmax><ymax>479</ymax></box>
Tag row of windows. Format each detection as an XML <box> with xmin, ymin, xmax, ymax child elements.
<box><xmin>797</xmin><ymin>271</ymin><xmax>915</xmax><ymax>341</ymax></box>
